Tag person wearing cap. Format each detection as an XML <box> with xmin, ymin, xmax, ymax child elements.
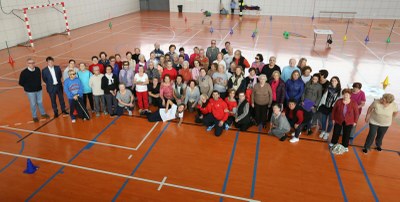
<box><xmin>64</xmin><ymin>70</ymin><xmax>87</xmax><ymax>122</ymax></box>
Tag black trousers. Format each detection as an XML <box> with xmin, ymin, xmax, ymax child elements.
<box><xmin>231</xmin><ymin>8</ymin><xmax>234</xmax><ymax>14</ymax></box>
<box><xmin>116</xmin><ymin>106</ymin><xmax>133</xmax><ymax>116</ymax></box>
<box><xmin>83</xmin><ymin>92</ymin><xmax>94</xmax><ymax>111</ymax></box>
<box><xmin>331</xmin><ymin>121</ymin><xmax>353</xmax><ymax>147</ymax></box>
<box><xmin>254</xmin><ymin>103</ymin><xmax>268</xmax><ymax>126</ymax></box>
<box><xmin>48</xmin><ymin>85</ymin><xmax>66</xmax><ymax>114</ymax></box>
<box><xmin>203</xmin><ymin>113</ymin><xmax>224</xmax><ymax>137</ymax></box>
<box><xmin>147</xmin><ymin>110</ymin><xmax>162</xmax><ymax>122</ymax></box>
<box><xmin>288</xmin><ymin>119</ymin><xmax>307</xmax><ymax>138</ymax></box>
<box><xmin>363</xmin><ymin>123</ymin><xmax>389</xmax><ymax>149</ymax></box>
<box><xmin>234</xmin><ymin>119</ymin><xmax>251</xmax><ymax>131</ymax></box>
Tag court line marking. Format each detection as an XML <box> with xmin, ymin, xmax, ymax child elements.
<box><xmin>26</xmin><ymin>117</ymin><xmax>120</xmax><ymax>201</ymax></box>
<box><xmin>180</xmin><ymin>29</ymin><xmax>203</xmax><ymax>46</ymax></box>
<box><xmin>0</xmin><ymin>122</ymin><xmax>159</xmax><ymax>151</ymax></box>
<box><xmin>220</xmin><ymin>131</ymin><xmax>240</xmax><ymax>202</ymax></box>
<box><xmin>328</xmin><ymin>144</ymin><xmax>349</xmax><ymax>202</ymax></box>
<box><xmin>0</xmin><ymin>130</ymin><xmax>25</xmax><ymax>173</ymax></box>
<box><xmin>352</xmin><ymin>147</ymin><xmax>379</xmax><ymax>201</ymax></box>
<box><xmin>112</xmin><ymin>122</ymin><xmax>171</xmax><ymax>201</ymax></box>
<box><xmin>0</xmin><ymin>150</ymin><xmax>259</xmax><ymax>202</ymax></box>
<box><xmin>157</xmin><ymin>176</ymin><xmax>168</xmax><ymax>191</ymax></box>
<box><xmin>250</xmin><ymin>126</ymin><xmax>262</xmax><ymax>198</ymax></box>
<box><xmin>128</xmin><ymin>154</ymin><xmax>132</xmax><ymax>159</ymax></box>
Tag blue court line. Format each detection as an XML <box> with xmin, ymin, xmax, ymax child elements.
<box><xmin>250</xmin><ymin>125</ymin><xmax>262</xmax><ymax>198</ymax></box>
<box><xmin>0</xmin><ymin>130</ymin><xmax>25</xmax><ymax>173</ymax></box>
<box><xmin>350</xmin><ymin>124</ymin><xmax>369</xmax><ymax>144</ymax></box>
<box><xmin>219</xmin><ymin>131</ymin><xmax>240</xmax><ymax>202</ymax></box>
<box><xmin>111</xmin><ymin>122</ymin><xmax>169</xmax><ymax>201</ymax></box>
<box><xmin>328</xmin><ymin>145</ymin><xmax>349</xmax><ymax>202</ymax></box>
<box><xmin>25</xmin><ymin>117</ymin><xmax>120</xmax><ymax>201</ymax></box>
<box><xmin>352</xmin><ymin>147</ymin><xmax>379</xmax><ymax>201</ymax></box>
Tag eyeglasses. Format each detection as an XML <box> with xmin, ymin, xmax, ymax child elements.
<box><xmin>211</xmin><ymin>42</ymin><xmax>216</xmax><ymax>44</ymax></box>
<box><xmin>28</xmin><ymin>62</ymin><xmax>35</xmax><ymax>64</ymax></box>
<box><xmin>255</xmin><ymin>58</ymin><xmax>259</xmax><ymax>60</ymax></box>
<box><xmin>69</xmin><ymin>73</ymin><xmax>76</xmax><ymax>76</ymax></box>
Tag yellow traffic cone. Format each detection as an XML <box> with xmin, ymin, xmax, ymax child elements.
<box><xmin>343</xmin><ymin>35</ymin><xmax>347</xmax><ymax>41</ymax></box>
<box><xmin>382</xmin><ymin>76</ymin><xmax>389</xmax><ymax>89</ymax></box>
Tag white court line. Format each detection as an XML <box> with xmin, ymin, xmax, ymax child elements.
<box><xmin>0</xmin><ymin>126</ymin><xmax>136</xmax><ymax>151</ymax></box>
<box><xmin>180</xmin><ymin>29</ymin><xmax>203</xmax><ymax>47</ymax></box>
<box><xmin>157</xmin><ymin>176</ymin><xmax>168</xmax><ymax>191</ymax></box>
<box><xmin>128</xmin><ymin>154</ymin><xmax>132</xmax><ymax>159</ymax></box>
<box><xmin>1</xmin><ymin>122</ymin><xmax>159</xmax><ymax>151</ymax></box>
<box><xmin>0</xmin><ymin>151</ymin><xmax>259</xmax><ymax>202</ymax></box>
<box><xmin>0</xmin><ymin>86</ymin><xmax>22</xmax><ymax>90</ymax></box>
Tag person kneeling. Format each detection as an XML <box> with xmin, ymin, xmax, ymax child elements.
<box><xmin>146</xmin><ymin>99</ymin><xmax>184</xmax><ymax>126</ymax></box>
<box><xmin>200</xmin><ymin>91</ymin><xmax>229</xmax><ymax>137</ymax></box>
<box><xmin>116</xmin><ymin>84</ymin><xmax>134</xmax><ymax>116</ymax></box>
<box><xmin>285</xmin><ymin>99</ymin><xmax>311</xmax><ymax>143</ymax></box>
<box><xmin>269</xmin><ymin>103</ymin><xmax>290</xmax><ymax>141</ymax></box>
<box><xmin>234</xmin><ymin>92</ymin><xmax>252</xmax><ymax>131</ymax></box>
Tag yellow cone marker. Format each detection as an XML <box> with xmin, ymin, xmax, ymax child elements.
<box><xmin>343</xmin><ymin>35</ymin><xmax>347</xmax><ymax>41</ymax></box>
<box><xmin>382</xmin><ymin>76</ymin><xmax>389</xmax><ymax>89</ymax></box>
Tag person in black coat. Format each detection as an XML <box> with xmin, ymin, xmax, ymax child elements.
<box><xmin>42</xmin><ymin>56</ymin><xmax>68</xmax><ymax>117</ymax></box>
<box><xmin>234</xmin><ymin>91</ymin><xmax>252</xmax><ymax>131</ymax></box>
<box><xmin>101</xmin><ymin>65</ymin><xmax>119</xmax><ymax>116</ymax></box>
<box><xmin>19</xmin><ymin>58</ymin><xmax>50</xmax><ymax>122</ymax></box>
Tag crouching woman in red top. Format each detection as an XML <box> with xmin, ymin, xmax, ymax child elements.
<box><xmin>330</xmin><ymin>89</ymin><xmax>359</xmax><ymax>152</ymax></box>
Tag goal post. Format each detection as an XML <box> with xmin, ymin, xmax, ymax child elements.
<box><xmin>22</xmin><ymin>1</ymin><xmax>70</xmax><ymax>48</ymax></box>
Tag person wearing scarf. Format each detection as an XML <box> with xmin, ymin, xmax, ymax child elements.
<box><xmin>101</xmin><ymin>65</ymin><xmax>119</xmax><ymax>116</ymax></box>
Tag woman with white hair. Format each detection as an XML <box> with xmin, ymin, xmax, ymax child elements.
<box><xmin>135</xmin><ymin>54</ymin><xmax>147</xmax><ymax>73</ymax></box>
<box><xmin>179</xmin><ymin>61</ymin><xmax>192</xmax><ymax>83</ymax></box>
<box><xmin>252</xmin><ymin>74</ymin><xmax>272</xmax><ymax>128</ymax></box>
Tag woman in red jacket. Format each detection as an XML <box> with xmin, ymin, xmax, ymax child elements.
<box><xmin>330</xmin><ymin>88</ymin><xmax>359</xmax><ymax>152</ymax></box>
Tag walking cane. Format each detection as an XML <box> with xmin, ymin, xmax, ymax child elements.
<box><xmin>76</xmin><ymin>99</ymin><xmax>90</xmax><ymax>120</ymax></box>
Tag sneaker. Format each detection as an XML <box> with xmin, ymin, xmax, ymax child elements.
<box><xmin>62</xmin><ymin>111</ymin><xmax>69</xmax><ymax>115</ymax></box>
<box><xmin>323</xmin><ymin>132</ymin><xmax>329</xmax><ymax>140</ymax></box>
<box><xmin>33</xmin><ymin>117</ymin><xmax>39</xmax><ymax>122</ymax></box>
<box><xmin>96</xmin><ymin>113</ymin><xmax>100</xmax><ymax>117</ymax></box>
<box><xmin>291</xmin><ymin>132</ymin><xmax>295</xmax><ymax>137</ymax></box>
<box><xmin>54</xmin><ymin>113</ymin><xmax>59</xmax><ymax>118</ymax></box>
<box><xmin>289</xmin><ymin>137</ymin><xmax>299</xmax><ymax>143</ymax></box>
<box><xmin>104</xmin><ymin>112</ymin><xmax>108</xmax><ymax>115</ymax></box>
<box><xmin>329</xmin><ymin>143</ymin><xmax>334</xmax><ymax>147</ymax></box>
<box><xmin>128</xmin><ymin>110</ymin><xmax>133</xmax><ymax>116</ymax></box>
<box><xmin>279</xmin><ymin>135</ymin><xmax>287</xmax><ymax>141</ymax></box>
<box><xmin>41</xmin><ymin>114</ymin><xmax>50</xmax><ymax>119</ymax></box>
<box><xmin>319</xmin><ymin>131</ymin><xmax>326</xmax><ymax>138</ymax></box>
<box><xmin>71</xmin><ymin>119</ymin><xmax>76</xmax><ymax>123</ymax></box>
<box><xmin>206</xmin><ymin>124</ymin><xmax>215</xmax><ymax>131</ymax></box>
<box><xmin>376</xmin><ymin>147</ymin><xmax>382</xmax><ymax>151</ymax></box>
<box><xmin>344</xmin><ymin>147</ymin><xmax>349</xmax><ymax>152</ymax></box>
<box><xmin>224</xmin><ymin>123</ymin><xmax>229</xmax><ymax>131</ymax></box>
<box><xmin>362</xmin><ymin>148</ymin><xmax>368</xmax><ymax>154</ymax></box>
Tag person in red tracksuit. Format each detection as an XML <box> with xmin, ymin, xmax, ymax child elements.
<box><xmin>200</xmin><ymin>90</ymin><xmax>229</xmax><ymax>136</ymax></box>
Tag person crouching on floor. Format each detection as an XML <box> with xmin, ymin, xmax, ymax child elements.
<box><xmin>285</xmin><ymin>99</ymin><xmax>311</xmax><ymax>143</ymax></box>
<box><xmin>116</xmin><ymin>83</ymin><xmax>134</xmax><ymax>116</ymax></box>
<box><xmin>269</xmin><ymin>103</ymin><xmax>290</xmax><ymax>141</ymax></box>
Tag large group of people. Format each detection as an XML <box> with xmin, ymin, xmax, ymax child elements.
<box><xmin>18</xmin><ymin>40</ymin><xmax>398</xmax><ymax>154</ymax></box>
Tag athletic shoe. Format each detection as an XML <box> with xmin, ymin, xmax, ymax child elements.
<box><xmin>289</xmin><ymin>137</ymin><xmax>299</xmax><ymax>143</ymax></box>
<box><xmin>319</xmin><ymin>131</ymin><xmax>326</xmax><ymax>138</ymax></box>
<box><xmin>291</xmin><ymin>132</ymin><xmax>295</xmax><ymax>137</ymax></box>
<box><xmin>128</xmin><ymin>110</ymin><xmax>133</xmax><ymax>116</ymax></box>
<box><xmin>323</xmin><ymin>132</ymin><xmax>329</xmax><ymax>140</ymax></box>
<box><xmin>206</xmin><ymin>124</ymin><xmax>215</xmax><ymax>131</ymax></box>
<box><xmin>307</xmin><ymin>129</ymin><xmax>312</xmax><ymax>135</ymax></box>
<box><xmin>362</xmin><ymin>148</ymin><xmax>368</xmax><ymax>154</ymax></box>
<box><xmin>344</xmin><ymin>147</ymin><xmax>349</xmax><ymax>152</ymax></box>
<box><xmin>279</xmin><ymin>135</ymin><xmax>287</xmax><ymax>141</ymax></box>
<box><xmin>225</xmin><ymin>123</ymin><xmax>229</xmax><ymax>131</ymax></box>
<box><xmin>329</xmin><ymin>143</ymin><xmax>334</xmax><ymax>147</ymax></box>
<box><xmin>104</xmin><ymin>112</ymin><xmax>108</xmax><ymax>115</ymax></box>
<box><xmin>33</xmin><ymin>118</ymin><xmax>39</xmax><ymax>122</ymax></box>
<box><xmin>96</xmin><ymin>113</ymin><xmax>100</xmax><ymax>117</ymax></box>
<box><xmin>376</xmin><ymin>147</ymin><xmax>382</xmax><ymax>151</ymax></box>
<box><xmin>41</xmin><ymin>114</ymin><xmax>50</xmax><ymax>119</ymax></box>
<box><xmin>71</xmin><ymin>119</ymin><xmax>76</xmax><ymax>123</ymax></box>
<box><xmin>62</xmin><ymin>111</ymin><xmax>69</xmax><ymax>115</ymax></box>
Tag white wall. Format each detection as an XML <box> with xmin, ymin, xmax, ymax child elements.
<box><xmin>0</xmin><ymin>0</ymin><xmax>140</xmax><ymax>50</ymax></box>
<box><xmin>170</xmin><ymin>0</ymin><xmax>400</xmax><ymax>19</ymax></box>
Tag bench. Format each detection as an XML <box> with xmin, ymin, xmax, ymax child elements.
<box><xmin>319</xmin><ymin>11</ymin><xmax>357</xmax><ymax>22</ymax></box>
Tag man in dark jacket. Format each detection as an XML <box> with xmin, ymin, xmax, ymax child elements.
<box><xmin>19</xmin><ymin>58</ymin><xmax>50</xmax><ymax>122</ymax></box>
<box><xmin>234</xmin><ymin>92</ymin><xmax>252</xmax><ymax>131</ymax></box>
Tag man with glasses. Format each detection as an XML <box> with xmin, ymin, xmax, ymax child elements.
<box><xmin>206</xmin><ymin>40</ymin><xmax>219</xmax><ymax>69</ymax></box>
<box><xmin>64</xmin><ymin>70</ymin><xmax>88</xmax><ymax>122</ymax></box>
<box><xmin>19</xmin><ymin>58</ymin><xmax>50</xmax><ymax>122</ymax></box>
<box><xmin>42</xmin><ymin>56</ymin><xmax>68</xmax><ymax>118</ymax></box>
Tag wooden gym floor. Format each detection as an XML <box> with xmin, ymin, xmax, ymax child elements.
<box><xmin>0</xmin><ymin>11</ymin><xmax>399</xmax><ymax>201</ymax></box>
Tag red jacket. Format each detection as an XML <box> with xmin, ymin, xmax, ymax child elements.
<box><xmin>200</xmin><ymin>98</ymin><xmax>229</xmax><ymax>121</ymax></box>
<box><xmin>89</xmin><ymin>63</ymin><xmax>105</xmax><ymax>74</ymax></box>
<box><xmin>161</xmin><ymin>68</ymin><xmax>178</xmax><ymax>81</ymax></box>
<box><xmin>224</xmin><ymin>97</ymin><xmax>237</xmax><ymax>116</ymax></box>
<box><xmin>331</xmin><ymin>99</ymin><xmax>359</xmax><ymax>125</ymax></box>
<box><xmin>189</xmin><ymin>53</ymin><xmax>199</xmax><ymax>68</ymax></box>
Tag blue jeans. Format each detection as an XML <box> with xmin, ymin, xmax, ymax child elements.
<box><xmin>320</xmin><ymin>112</ymin><xmax>333</xmax><ymax>132</ymax></box>
<box><xmin>26</xmin><ymin>90</ymin><xmax>46</xmax><ymax>118</ymax></box>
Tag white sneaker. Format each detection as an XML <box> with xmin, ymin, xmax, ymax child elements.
<box><xmin>128</xmin><ymin>110</ymin><xmax>132</xmax><ymax>116</ymax></box>
<box><xmin>344</xmin><ymin>147</ymin><xmax>349</xmax><ymax>152</ymax></box>
<box><xmin>71</xmin><ymin>119</ymin><xmax>76</xmax><ymax>123</ymax></box>
<box><xmin>323</xmin><ymin>132</ymin><xmax>329</xmax><ymax>140</ymax></box>
<box><xmin>291</xmin><ymin>132</ymin><xmax>295</xmax><ymax>137</ymax></box>
<box><xmin>289</xmin><ymin>137</ymin><xmax>299</xmax><ymax>143</ymax></box>
<box><xmin>329</xmin><ymin>143</ymin><xmax>334</xmax><ymax>147</ymax></box>
<box><xmin>319</xmin><ymin>131</ymin><xmax>326</xmax><ymax>138</ymax></box>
